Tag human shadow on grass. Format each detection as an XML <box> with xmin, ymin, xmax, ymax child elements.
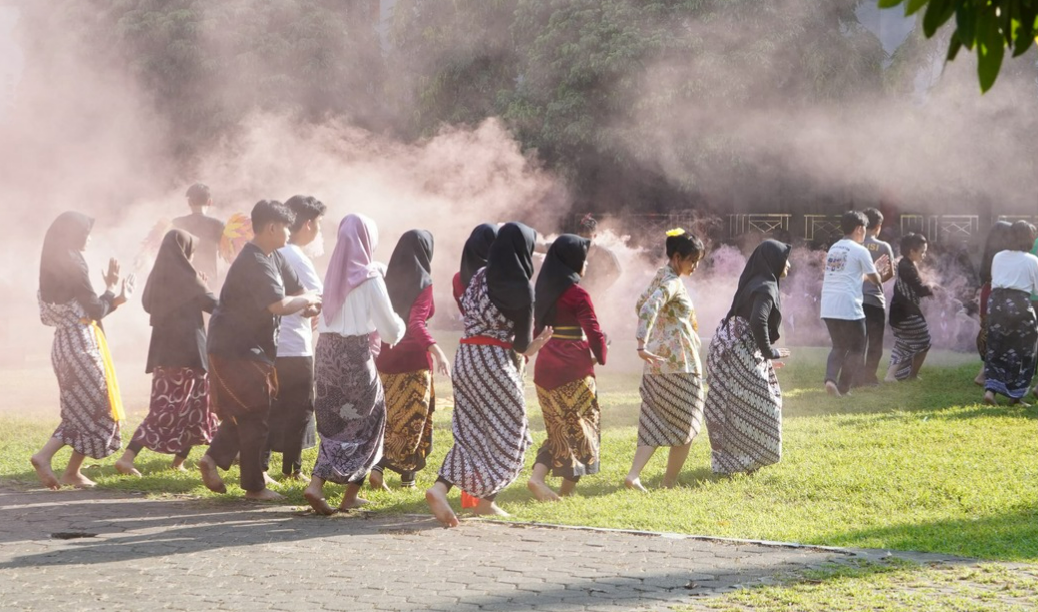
<box><xmin>0</xmin><ymin>488</ymin><xmax>444</xmax><ymax>564</ymax></box>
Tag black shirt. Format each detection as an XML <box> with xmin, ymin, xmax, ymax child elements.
<box><xmin>146</xmin><ymin>292</ymin><xmax>219</xmax><ymax>373</ymax></box>
<box><xmin>890</xmin><ymin>258</ymin><xmax>933</xmax><ymax>325</ymax></box>
<box><xmin>206</xmin><ymin>242</ymin><xmax>303</xmax><ymax>364</ymax></box>
<box><xmin>172</xmin><ymin>213</ymin><xmax>225</xmax><ymax>284</ymax></box>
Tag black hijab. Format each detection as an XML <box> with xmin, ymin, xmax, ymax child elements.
<box><xmin>39</xmin><ymin>211</ymin><xmax>93</xmax><ymax>304</ymax></box>
<box><xmin>385</xmin><ymin>229</ymin><xmax>434</xmax><ymax>320</ymax></box>
<box><xmin>980</xmin><ymin>221</ymin><xmax>1013</xmax><ymax>284</ymax></box>
<box><xmin>726</xmin><ymin>239</ymin><xmax>792</xmax><ymax>339</ymax></box>
<box><xmin>142</xmin><ymin>229</ymin><xmax>209</xmax><ymax>324</ymax></box>
<box><xmin>486</xmin><ymin>222</ymin><xmax>536</xmax><ymax>315</ymax></box>
<box><xmin>459</xmin><ymin>223</ymin><xmax>499</xmax><ymax>287</ymax></box>
<box><xmin>534</xmin><ymin>234</ymin><xmax>590</xmax><ymax>327</ymax></box>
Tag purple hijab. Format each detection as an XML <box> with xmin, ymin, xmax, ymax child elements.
<box><xmin>322</xmin><ymin>213</ymin><xmax>381</xmax><ymax>321</ymax></box>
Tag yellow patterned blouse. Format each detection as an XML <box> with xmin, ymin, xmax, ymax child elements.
<box><xmin>635</xmin><ymin>264</ymin><xmax>702</xmax><ymax>376</ymax></box>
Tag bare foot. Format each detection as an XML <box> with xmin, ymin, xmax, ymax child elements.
<box><xmin>974</xmin><ymin>375</ymin><xmax>985</xmax><ymax>386</ymax></box>
<box><xmin>114</xmin><ymin>459</ymin><xmax>142</xmax><ymax>478</ymax></box>
<box><xmin>624</xmin><ymin>477</ymin><xmax>647</xmax><ymax>492</ymax></box>
<box><xmin>338</xmin><ymin>496</ymin><xmax>370</xmax><ymax>511</ymax></box>
<box><xmin>59</xmin><ymin>473</ymin><xmax>96</xmax><ymax>489</ymax></box>
<box><xmin>283</xmin><ymin>472</ymin><xmax>308</xmax><ymax>482</ymax></box>
<box><xmin>425</xmin><ymin>487</ymin><xmax>460</xmax><ymax>528</ymax></box>
<box><xmin>825</xmin><ymin>381</ymin><xmax>842</xmax><ymax>397</ymax></box>
<box><xmin>303</xmin><ymin>486</ymin><xmax>336</xmax><ymax>516</ymax></box>
<box><xmin>170</xmin><ymin>463</ymin><xmax>188</xmax><ymax>473</ymax></box>
<box><xmin>262</xmin><ymin>472</ymin><xmax>279</xmax><ymax>488</ymax></box>
<box><xmin>1011</xmin><ymin>398</ymin><xmax>1032</xmax><ymax>408</ymax></box>
<box><xmin>30</xmin><ymin>455</ymin><xmax>59</xmax><ymax>490</ymax></box>
<box><xmin>368</xmin><ymin>470</ymin><xmax>390</xmax><ymax>492</ymax></box>
<box><xmin>983</xmin><ymin>391</ymin><xmax>997</xmax><ymax>406</ymax></box>
<box><xmin>472</xmin><ymin>499</ymin><xmax>509</xmax><ymax>517</ymax></box>
<box><xmin>527</xmin><ymin>479</ymin><xmax>561</xmax><ymax>502</ymax></box>
<box><xmin>244</xmin><ymin>488</ymin><xmax>285</xmax><ymax>502</ymax></box>
<box><xmin>198</xmin><ymin>456</ymin><xmax>227</xmax><ymax>494</ymax></box>
<box><xmin>661</xmin><ymin>478</ymin><xmax>679</xmax><ymax>489</ymax></box>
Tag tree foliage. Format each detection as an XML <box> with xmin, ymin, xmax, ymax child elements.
<box><xmin>879</xmin><ymin>0</ymin><xmax>1038</xmax><ymax>91</ymax></box>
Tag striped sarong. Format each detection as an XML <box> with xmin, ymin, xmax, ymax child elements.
<box><xmin>636</xmin><ymin>372</ymin><xmax>704</xmax><ymax>448</ymax></box>
<box><xmin>889</xmin><ymin>314</ymin><xmax>931</xmax><ymax>381</ymax></box>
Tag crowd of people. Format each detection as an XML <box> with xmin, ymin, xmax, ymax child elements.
<box><xmin>29</xmin><ymin>186</ymin><xmax>1038</xmax><ymax>527</ymax></box>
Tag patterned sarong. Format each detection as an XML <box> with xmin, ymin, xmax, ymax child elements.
<box><xmin>889</xmin><ymin>314</ymin><xmax>931</xmax><ymax>381</ymax></box>
<box><xmin>704</xmin><ymin>317</ymin><xmax>781</xmax><ymax>475</ymax></box>
<box><xmin>985</xmin><ymin>288</ymin><xmax>1038</xmax><ymax>399</ymax></box>
<box><xmin>636</xmin><ymin>372</ymin><xmax>704</xmax><ymax>448</ymax></box>
<box><xmin>380</xmin><ymin>370</ymin><xmax>435</xmax><ymax>474</ymax></box>
<box><xmin>131</xmin><ymin>366</ymin><xmax>218</xmax><ymax>455</ymax></box>
<box><xmin>535</xmin><ymin>377</ymin><xmax>600</xmax><ymax>480</ymax></box>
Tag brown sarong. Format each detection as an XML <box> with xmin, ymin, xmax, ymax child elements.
<box><xmin>208</xmin><ymin>354</ymin><xmax>278</xmax><ymax>419</ymax></box>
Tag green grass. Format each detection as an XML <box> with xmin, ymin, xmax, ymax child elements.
<box><xmin>679</xmin><ymin>559</ymin><xmax>1038</xmax><ymax>611</ymax></box>
<box><xmin>4</xmin><ymin>347</ymin><xmax>1038</xmax><ymax>562</ymax></box>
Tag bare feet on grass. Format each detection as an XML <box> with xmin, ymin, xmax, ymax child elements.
<box><xmin>171</xmin><ymin>456</ymin><xmax>188</xmax><ymax>472</ymax></box>
<box><xmin>262</xmin><ymin>472</ymin><xmax>279</xmax><ymax>488</ymax></box>
<box><xmin>527</xmin><ymin>479</ymin><xmax>561</xmax><ymax>502</ymax></box>
<box><xmin>245</xmin><ymin>488</ymin><xmax>285</xmax><ymax>502</ymax></box>
<box><xmin>368</xmin><ymin>470</ymin><xmax>390</xmax><ymax>492</ymax></box>
<box><xmin>825</xmin><ymin>380</ymin><xmax>842</xmax><ymax>397</ymax></box>
<box><xmin>59</xmin><ymin>472</ymin><xmax>96</xmax><ymax>489</ymax></box>
<box><xmin>303</xmin><ymin>485</ymin><xmax>336</xmax><ymax>516</ymax></box>
<box><xmin>559</xmin><ymin>478</ymin><xmax>577</xmax><ymax>497</ymax></box>
<box><xmin>198</xmin><ymin>455</ymin><xmax>226</xmax><ymax>493</ymax></box>
<box><xmin>30</xmin><ymin>455</ymin><xmax>59</xmax><ymax>490</ymax></box>
<box><xmin>114</xmin><ymin>459</ymin><xmax>142</xmax><ymax>477</ymax></box>
<box><xmin>472</xmin><ymin>499</ymin><xmax>509</xmax><ymax>517</ymax></box>
<box><xmin>661</xmin><ymin>478</ymin><xmax>680</xmax><ymax>489</ymax></box>
<box><xmin>624</xmin><ymin>477</ymin><xmax>647</xmax><ymax>492</ymax></box>
<box><xmin>983</xmin><ymin>390</ymin><xmax>997</xmax><ymax>406</ymax></box>
<box><xmin>337</xmin><ymin>496</ymin><xmax>370</xmax><ymax>511</ymax></box>
<box><xmin>425</xmin><ymin>486</ymin><xmax>460</xmax><ymax>528</ymax></box>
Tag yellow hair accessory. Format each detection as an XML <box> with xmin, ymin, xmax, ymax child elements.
<box><xmin>665</xmin><ymin>228</ymin><xmax>686</xmax><ymax>237</ymax></box>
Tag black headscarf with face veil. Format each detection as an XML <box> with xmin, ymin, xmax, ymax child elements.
<box><xmin>725</xmin><ymin>239</ymin><xmax>792</xmax><ymax>342</ymax></box>
<box><xmin>385</xmin><ymin>229</ymin><xmax>434</xmax><ymax>320</ymax></box>
<box><xmin>39</xmin><ymin>211</ymin><xmax>94</xmax><ymax>304</ymax></box>
<box><xmin>534</xmin><ymin>234</ymin><xmax>590</xmax><ymax>327</ymax></box>
<box><xmin>459</xmin><ymin>223</ymin><xmax>499</xmax><ymax>287</ymax></box>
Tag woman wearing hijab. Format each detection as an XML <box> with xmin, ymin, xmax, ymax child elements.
<box><xmin>453</xmin><ymin>223</ymin><xmax>498</xmax><ymax>313</ymax></box>
<box><xmin>114</xmin><ymin>230</ymin><xmax>219</xmax><ymax>477</ymax></box>
<box><xmin>304</xmin><ymin>214</ymin><xmax>406</xmax><ymax>515</ymax></box>
<box><xmin>32</xmin><ymin>211</ymin><xmax>135</xmax><ymax>489</ymax></box>
<box><xmin>983</xmin><ymin>221</ymin><xmax>1038</xmax><ymax>405</ymax></box>
<box><xmin>426</xmin><ymin>222</ymin><xmax>554</xmax><ymax>527</ymax></box>
<box><xmin>885</xmin><ymin>233</ymin><xmax>934</xmax><ymax>382</ymax></box>
<box><xmin>625</xmin><ymin>229</ymin><xmax>707</xmax><ymax>491</ymax></box>
<box><xmin>974</xmin><ymin>221</ymin><xmax>1013</xmax><ymax>385</ymax></box>
<box><xmin>370</xmin><ymin>230</ymin><xmax>451</xmax><ymax>490</ymax></box>
<box><xmin>527</xmin><ymin>235</ymin><xmax>608</xmax><ymax>502</ymax></box>
<box><xmin>704</xmin><ymin>239</ymin><xmax>791</xmax><ymax>476</ymax></box>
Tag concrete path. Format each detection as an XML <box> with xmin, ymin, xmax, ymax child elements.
<box><xmin>0</xmin><ymin>488</ymin><xmax>968</xmax><ymax>611</ymax></box>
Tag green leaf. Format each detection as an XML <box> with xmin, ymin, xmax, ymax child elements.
<box><xmin>922</xmin><ymin>0</ymin><xmax>954</xmax><ymax>37</ymax></box>
<box><xmin>946</xmin><ymin>32</ymin><xmax>963</xmax><ymax>61</ymax></box>
<box><xmin>1012</xmin><ymin>7</ymin><xmax>1038</xmax><ymax>56</ymax></box>
<box><xmin>877</xmin><ymin>0</ymin><xmax>903</xmax><ymax>7</ymax></box>
<box><xmin>905</xmin><ymin>0</ymin><xmax>928</xmax><ymax>16</ymax></box>
<box><xmin>976</xmin><ymin>8</ymin><xmax>1005</xmax><ymax>92</ymax></box>
<box><xmin>955</xmin><ymin>3</ymin><xmax>976</xmax><ymax>48</ymax></box>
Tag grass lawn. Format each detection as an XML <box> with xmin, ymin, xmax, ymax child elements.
<box><xmin>2</xmin><ymin>345</ymin><xmax>1037</xmax><ymax>565</ymax></box>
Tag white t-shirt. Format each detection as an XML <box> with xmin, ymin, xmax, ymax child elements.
<box><xmin>991</xmin><ymin>250</ymin><xmax>1038</xmax><ymax>294</ymax></box>
<box><xmin>317</xmin><ymin>275</ymin><xmax>406</xmax><ymax>346</ymax></box>
<box><xmin>276</xmin><ymin>244</ymin><xmax>323</xmax><ymax>357</ymax></box>
<box><xmin>820</xmin><ymin>239</ymin><xmax>877</xmax><ymax>320</ymax></box>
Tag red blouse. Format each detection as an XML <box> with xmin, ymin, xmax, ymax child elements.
<box><xmin>375</xmin><ymin>285</ymin><xmax>436</xmax><ymax>374</ymax></box>
<box><xmin>452</xmin><ymin>272</ymin><xmax>466</xmax><ymax>314</ymax></box>
<box><xmin>533</xmin><ymin>284</ymin><xmax>608</xmax><ymax>390</ymax></box>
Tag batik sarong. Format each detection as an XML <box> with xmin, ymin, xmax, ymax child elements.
<box><xmin>131</xmin><ymin>366</ymin><xmax>218</xmax><ymax>454</ymax></box>
<box><xmin>312</xmin><ymin>333</ymin><xmax>385</xmax><ymax>485</ymax></box>
<box><xmin>379</xmin><ymin>370</ymin><xmax>434</xmax><ymax>475</ymax></box>
<box><xmin>704</xmin><ymin>317</ymin><xmax>781</xmax><ymax>475</ymax></box>
<box><xmin>39</xmin><ymin>296</ymin><xmax>121</xmax><ymax>459</ymax></box>
<box><xmin>985</xmin><ymin>288</ymin><xmax>1038</xmax><ymax>399</ymax></box>
<box><xmin>534</xmin><ymin>377</ymin><xmax>600</xmax><ymax>480</ymax></box>
<box><xmin>889</xmin><ymin>314</ymin><xmax>931</xmax><ymax>381</ymax></box>
<box><xmin>636</xmin><ymin>372</ymin><xmax>704</xmax><ymax>448</ymax></box>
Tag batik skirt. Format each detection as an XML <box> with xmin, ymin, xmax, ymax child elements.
<box><xmin>438</xmin><ymin>343</ymin><xmax>530</xmax><ymax>499</ymax></box>
<box><xmin>379</xmin><ymin>369</ymin><xmax>435</xmax><ymax>475</ymax></box>
<box><xmin>704</xmin><ymin>317</ymin><xmax>781</xmax><ymax>475</ymax></box>
<box><xmin>131</xmin><ymin>366</ymin><xmax>218</xmax><ymax>455</ymax></box>
<box><xmin>636</xmin><ymin>370</ymin><xmax>705</xmax><ymax>448</ymax></box>
<box><xmin>312</xmin><ymin>333</ymin><xmax>385</xmax><ymax>485</ymax></box>
<box><xmin>985</xmin><ymin>288</ymin><xmax>1038</xmax><ymax>399</ymax></box>
<box><xmin>889</xmin><ymin>314</ymin><xmax>931</xmax><ymax>381</ymax></box>
<box><xmin>534</xmin><ymin>376</ymin><xmax>601</xmax><ymax>480</ymax></box>
<box><xmin>40</xmin><ymin>297</ymin><xmax>122</xmax><ymax>459</ymax></box>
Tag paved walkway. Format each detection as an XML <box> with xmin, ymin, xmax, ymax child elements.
<box><xmin>0</xmin><ymin>488</ymin><xmax>968</xmax><ymax>612</ymax></box>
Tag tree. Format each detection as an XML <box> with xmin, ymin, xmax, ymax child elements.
<box><xmin>879</xmin><ymin>0</ymin><xmax>1038</xmax><ymax>91</ymax></box>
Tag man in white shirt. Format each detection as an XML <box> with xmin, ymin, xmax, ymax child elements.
<box><xmin>820</xmin><ymin>211</ymin><xmax>890</xmax><ymax>397</ymax></box>
<box><xmin>263</xmin><ymin>195</ymin><xmax>326</xmax><ymax>481</ymax></box>
<box><xmin>859</xmin><ymin>208</ymin><xmax>895</xmax><ymax>386</ymax></box>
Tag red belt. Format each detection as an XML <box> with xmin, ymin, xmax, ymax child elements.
<box><xmin>460</xmin><ymin>336</ymin><xmax>513</xmax><ymax>350</ymax></box>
